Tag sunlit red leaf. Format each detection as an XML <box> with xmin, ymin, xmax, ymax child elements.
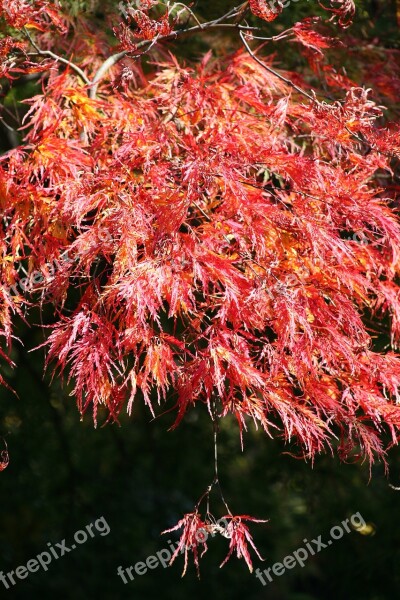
<box><xmin>249</xmin><ymin>0</ymin><xmax>283</xmax><ymax>22</ymax></box>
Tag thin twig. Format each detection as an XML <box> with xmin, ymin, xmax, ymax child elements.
<box><xmin>89</xmin><ymin>17</ymin><xmax>260</xmax><ymax>99</ymax></box>
<box><xmin>170</xmin><ymin>2</ymin><xmax>203</xmax><ymax>27</ymax></box>
<box><xmin>240</xmin><ymin>30</ymin><xmax>314</xmax><ymax>101</ymax></box>
<box><xmin>211</xmin><ymin>398</ymin><xmax>232</xmax><ymax>515</ymax></box>
<box><xmin>23</xmin><ymin>27</ymin><xmax>90</xmax><ymax>86</ymax></box>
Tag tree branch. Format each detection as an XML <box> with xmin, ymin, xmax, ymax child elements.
<box><xmin>23</xmin><ymin>27</ymin><xmax>91</xmax><ymax>86</ymax></box>
<box><xmin>240</xmin><ymin>30</ymin><xmax>314</xmax><ymax>101</ymax></box>
<box><xmin>89</xmin><ymin>15</ymin><xmax>260</xmax><ymax>99</ymax></box>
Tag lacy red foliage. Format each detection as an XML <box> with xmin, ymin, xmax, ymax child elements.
<box><xmin>0</xmin><ymin>0</ymin><xmax>400</xmax><ymax>574</ymax></box>
<box><xmin>249</xmin><ymin>0</ymin><xmax>283</xmax><ymax>22</ymax></box>
<box><xmin>0</xmin><ymin>0</ymin><xmax>67</xmax><ymax>33</ymax></box>
<box><xmin>162</xmin><ymin>512</ymin><xmax>209</xmax><ymax>577</ymax></box>
<box><xmin>318</xmin><ymin>0</ymin><xmax>356</xmax><ymax>28</ymax></box>
<box><xmin>163</xmin><ymin>511</ymin><xmax>267</xmax><ymax>575</ymax></box>
<box><xmin>292</xmin><ymin>18</ymin><xmax>339</xmax><ymax>54</ymax></box>
<box><xmin>116</xmin><ymin>1</ymin><xmax>172</xmax><ymax>43</ymax></box>
<box><xmin>1</xmin><ymin>2</ymin><xmax>400</xmax><ymax>460</ymax></box>
<box><xmin>219</xmin><ymin>515</ymin><xmax>267</xmax><ymax>572</ymax></box>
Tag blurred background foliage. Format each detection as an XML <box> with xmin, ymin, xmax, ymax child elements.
<box><xmin>1</xmin><ymin>1</ymin><xmax>400</xmax><ymax>599</ymax></box>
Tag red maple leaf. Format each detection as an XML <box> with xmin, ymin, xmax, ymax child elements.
<box><xmin>219</xmin><ymin>515</ymin><xmax>268</xmax><ymax>573</ymax></box>
<box><xmin>249</xmin><ymin>0</ymin><xmax>283</xmax><ymax>22</ymax></box>
<box><xmin>162</xmin><ymin>512</ymin><xmax>209</xmax><ymax>577</ymax></box>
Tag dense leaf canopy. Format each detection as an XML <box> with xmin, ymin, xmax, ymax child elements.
<box><xmin>1</xmin><ymin>0</ymin><xmax>400</xmax><ymax>575</ymax></box>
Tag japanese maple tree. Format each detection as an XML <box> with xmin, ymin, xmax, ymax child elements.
<box><xmin>1</xmin><ymin>0</ymin><xmax>400</xmax><ymax>575</ymax></box>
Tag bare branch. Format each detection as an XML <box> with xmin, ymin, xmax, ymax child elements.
<box><xmin>169</xmin><ymin>2</ymin><xmax>203</xmax><ymax>27</ymax></box>
<box><xmin>89</xmin><ymin>15</ymin><xmax>260</xmax><ymax>99</ymax></box>
<box><xmin>23</xmin><ymin>28</ymin><xmax>90</xmax><ymax>86</ymax></box>
<box><xmin>89</xmin><ymin>50</ymin><xmax>129</xmax><ymax>99</ymax></box>
<box><xmin>240</xmin><ymin>30</ymin><xmax>314</xmax><ymax>102</ymax></box>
